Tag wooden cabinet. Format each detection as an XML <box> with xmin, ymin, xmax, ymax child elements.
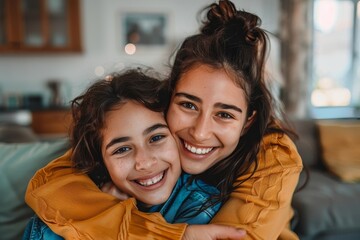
<box><xmin>0</xmin><ymin>0</ymin><xmax>81</xmax><ymax>53</ymax></box>
<box><xmin>31</xmin><ymin>109</ymin><xmax>72</xmax><ymax>135</ymax></box>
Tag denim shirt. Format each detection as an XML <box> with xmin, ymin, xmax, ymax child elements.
<box><xmin>22</xmin><ymin>217</ymin><xmax>63</xmax><ymax>240</ymax></box>
<box><xmin>144</xmin><ymin>173</ymin><xmax>221</xmax><ymax>224</ymax></box>
<box><xmin>22</xmin><ymin>173</ymin><xmax>221</xmax><ymax>240</ymax></box>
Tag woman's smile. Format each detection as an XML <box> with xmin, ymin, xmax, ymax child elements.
<box><xmin>167</xmin><ymin>64</ymin><xmax>249</xmax><ymax>174</ymax></box>
<box><xmin>184</xmin><ymin>141</ymin><xmax>214</xmax><ymax>155</ymax></box>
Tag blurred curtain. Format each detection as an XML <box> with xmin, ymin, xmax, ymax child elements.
<box><xmin>279</xmin><ymin>0</ymin><xmax>312</xmax><ymax>118</ymax></box>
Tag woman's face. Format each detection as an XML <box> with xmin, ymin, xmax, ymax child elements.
<box><xmin>101</xmin><ymin>100</ymin><xmax>181</xmax><ymax>206</ymax></box>
<box><xmin>167</xmin><ymin>64</ymin><xmax>250</xmax><ymax>174</ymax></box>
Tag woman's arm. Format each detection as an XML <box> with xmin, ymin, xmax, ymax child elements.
<box><xmin>25</xmin><ymin>150</ymin><xmax>187</xmax><ymax>239</ymax></box>
<box><xmin>26</xmin><ymin>151</ymin><xmax>246</xmax><ymax>240</ymax></box>
<box><xmin>210</xmin><ymin>133</ymin><xmax>303</xmax><ymax>240</ymax></box>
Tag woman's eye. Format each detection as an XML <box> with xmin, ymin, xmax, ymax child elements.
<box><xmin>113</xmin><ymin>146</ymin><xmax>131</xmax><ymax>155</ymax></box>
<box><xmin>150</xmin><ymin>134</ymin><xmax>165</xmax><ymax>143</ymax></box>
<box><xmin>217</xmin><ymin>112</ymin><xmax>234</xmax><ymax>119</ymax></box>
<box><xmin>180</xmin><ymin>102</ymin><xmax>196</xmax><ymax>110</ymax></box>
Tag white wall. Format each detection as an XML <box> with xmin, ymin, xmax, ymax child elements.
<box><xmin>0</xmin><ymin>0</ymin><xmax>279</xmax><ymax>106</ymax></box>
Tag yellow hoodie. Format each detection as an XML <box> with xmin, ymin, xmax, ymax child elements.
<box><xmin>25</xmin><ymin>132</ymin><xmax>302</xmax><ymax>240</ymax></box>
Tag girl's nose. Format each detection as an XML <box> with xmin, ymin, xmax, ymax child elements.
<box><xmin>134</xmin><ymin>149</ymin><xmax>156</xmax><ymax>171</ymax></box>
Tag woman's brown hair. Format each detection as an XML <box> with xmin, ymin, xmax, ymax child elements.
<box><xmin>166</xmin><ymin>0</ymin><xmax>287</xmax><ymax>204</ymax></box>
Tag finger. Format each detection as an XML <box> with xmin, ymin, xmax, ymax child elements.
<box><xmin>101</xmin><ymin>182</ymin><xmax>113</xmax><ymax>193</ymax></box>
<box><xmin>184</xmin><ymin>225</ymin><xmax>246</xmax><ymax>240</ymax></box>
<box><xmin>113</xmin><ymin>191</ymin><xmax>131</xmax><ymax>201</ymax></box>
<box><xmin>219</xmin><ymin>228</ymin><xmax>246</xmax><ymax>240</ymax></box>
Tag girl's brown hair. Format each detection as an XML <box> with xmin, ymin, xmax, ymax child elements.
<box><xmin>70</xmin><ymin>69</ymin><xmax>165</xmax><ymax>186</ymax></box>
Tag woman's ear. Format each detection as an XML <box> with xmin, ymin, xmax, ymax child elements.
<box><xmin>241</xmin><ymin>111</ymin><xmax>256</xmax><ymax>136</ymax></box>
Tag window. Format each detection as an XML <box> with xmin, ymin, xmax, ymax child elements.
<box><xmin>311</xmin><ymin>0</ymin><xmax>360</xmax><ymax>118</ymax></box>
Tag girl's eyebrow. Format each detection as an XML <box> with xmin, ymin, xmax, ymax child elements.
<box><xmin>143</xmin><ymin>123</ymin><xmax>169</xmax><ymax>136</ymax></box>
<box><xmin>175</xmin><ymin>92</ymin><xmax>242</xmax><ymax>113</ymax></box>
<box><xmin>105</xmin><ymin>123</ymin><xmax>168</xmax><ymax>150</ymax></box>
<box><xmin>105</xmin><ymin>137</ymin><xmax>130</xmax><ymax>150</ymax></box>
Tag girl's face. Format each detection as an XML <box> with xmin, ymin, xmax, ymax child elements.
<box><xmin>167</xmin><ymin>64</ymin><xmax>250</xmax><ymax>174</ymax></box>
<box><xmin>101</xmin><ymin>100</ymin><xmax>181</xmax><ymax>206</ymax></box>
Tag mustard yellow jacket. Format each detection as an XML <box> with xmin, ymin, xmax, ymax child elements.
<box><xmin>25</xmin><ymin>132</ymin><xmax>303</xmax><ymax>240</ymax></box>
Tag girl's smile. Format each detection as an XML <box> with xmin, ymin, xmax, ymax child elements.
<box><xmin>102</xmin><ymin>100</ymin><xmax>181</xmax><ymax>206</ymax></box>
<box><xmin>133</xmin><ymin>170</ymin><xmax>166</xmax><ymax>187</ymax></box>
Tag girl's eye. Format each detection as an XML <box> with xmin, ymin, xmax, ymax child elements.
<box><xmin>217</xmin><ymin>112</ymin><xmax>234</xmax><ymax>119</ymax></box>
<box><xmin>150</xmin><ymin>134</ymin><xmax>165</xmax><ymax>143</ymax></box>
<box><xmin>180</xmin><ymin>102</ymin><xmax>197</xmax><ymax>110</ymax></box>
<box><xmin>113</xmin><ymin>146</ymin><xmax>131</xmax><ymax>155</ymax></box>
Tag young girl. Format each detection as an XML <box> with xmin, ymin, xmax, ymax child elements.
<box><xmin>23</xmin><ymin>69</ymin><xmax>245</xmax><ymax>240</ymax></box>
<box><xmin>25</xmin><ymin>0</ymin><xmax>303</xmax><ymax>239</ymax></box>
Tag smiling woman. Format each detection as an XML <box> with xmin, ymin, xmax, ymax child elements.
<box><xmin>167</xmin><ymin>64</ymin><xmax>254</xmax><ymax>175</ymax></box>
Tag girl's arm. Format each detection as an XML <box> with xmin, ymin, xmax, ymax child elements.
<box><xmin>210</xmin><ymin>133</ymin><xmax>303</xmax><ymax>240</ymax></box>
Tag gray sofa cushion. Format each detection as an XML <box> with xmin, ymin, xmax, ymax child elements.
<box><xmin>292</xmin><ymin>169</ymin><xmax>360</xmax><ymax>238</ymax></box>
<box><xmin>0</xmin><ymin>125</ymin><xmax>39</xmax><ymax>143</ymax></box>
<box><xmin>0</xmin><ymin>139</ymin><xmax>69</xmax><ymax>240</ymax></box>
<box><xmin>291</xmin><ymin>119</ymin><xmax>322</xmax><ymax>168</ymax></box>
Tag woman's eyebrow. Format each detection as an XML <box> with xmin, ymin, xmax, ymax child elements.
<box><xmin>214</xmin><ymin>103</ymin><xmax>243</xmax><ymax>113</ymax></box>
<box><xmin>174</xmin><ymin>92</ymin><xmax>201</xmax><ymax>103</ymax></box>
<box><xmin>175</xmin><ymin>92</ymin><xmax>242</xmax><ymax>113</ymax></box>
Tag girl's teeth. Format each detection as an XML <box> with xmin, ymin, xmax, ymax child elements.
<box><xmin>185</xmin><ymin>142</ymin><xmax>213</xmax><ymax>155</ymax></box>
<box><xmin>137</xmin><ymin>172</ymin><xmax>164</xmax><ymax>186</ymax></box>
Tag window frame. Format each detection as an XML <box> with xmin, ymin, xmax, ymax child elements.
<box><xmin>310</xmin><ymin>0</ymin><xmax>360</xmax><ymax>119</ymax></box>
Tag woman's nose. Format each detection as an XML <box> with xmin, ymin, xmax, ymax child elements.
<box><xmin>189</xmin><ymin>113</ymin><xmax>212</xmax><ymax>142</ymax></box>
<box><xmin>134</xmin><ymin>149</ymin><xmax>156</xmax><ymax>171</ymax></box>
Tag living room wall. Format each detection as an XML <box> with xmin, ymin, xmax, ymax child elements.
<box><xmin>0</xmin><ymin>0</ymin><xmax>279</xmax><ymax>107</ymax></box>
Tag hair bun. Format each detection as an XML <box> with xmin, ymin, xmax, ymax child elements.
<box><xmin>201</xmin><ymin>0</ymin><xmax>237</xmax><ymax>35</ymax></box>
<box><xmin>201</xmin><ymin>0</ymin><xmax>262</xmax><ymax>46</ymax></box>
<box><xmin>240</xmin><ymin>11</ymin><xmax>262</xmax><ymax>45</ymax></box>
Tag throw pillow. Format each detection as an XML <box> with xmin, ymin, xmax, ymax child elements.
<box><xmin>317</xmin><ymin>121</ymin><xmax>360</xmax><ymax>183</ymax></box>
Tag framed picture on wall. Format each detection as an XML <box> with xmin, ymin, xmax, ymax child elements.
<box><xmin>123</xmin><ymin>12</ymin><xmax>167</xmax><ymax>46</ymax></box>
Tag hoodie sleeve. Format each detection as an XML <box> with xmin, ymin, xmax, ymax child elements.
<box><xmin>210</xmin><ymin>133</ymin><xmax>303</xmax><ymax>240</ymax></box>
<box><xmin>25</xmin><ymin>150</ymin><xmax>187</xmax><ymax>240</ymax></box>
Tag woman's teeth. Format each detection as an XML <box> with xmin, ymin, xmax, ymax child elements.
<box><xmin>136</xmin><ymin>172</ymin><xmax>164</xmax><ymax>186</ymax></box>
<box><xmin>184</xmin><ymin>142</ymin><xmax>213</xmax><ymax>155</ymax></box>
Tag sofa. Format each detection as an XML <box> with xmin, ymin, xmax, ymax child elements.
<box><xmin>1</xmin><ymin>119</ymin><xmax>360</xmax><ymax>240</ymax></box>
<box><xmin>291</xmin><ymin>118</ymin><xmax>360</xmax><ymax>240</ymax></box>
<box><xmin>0</xmin><ymin>126</ymin><xmax>69</xmax><ymax>240</ymax></box>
